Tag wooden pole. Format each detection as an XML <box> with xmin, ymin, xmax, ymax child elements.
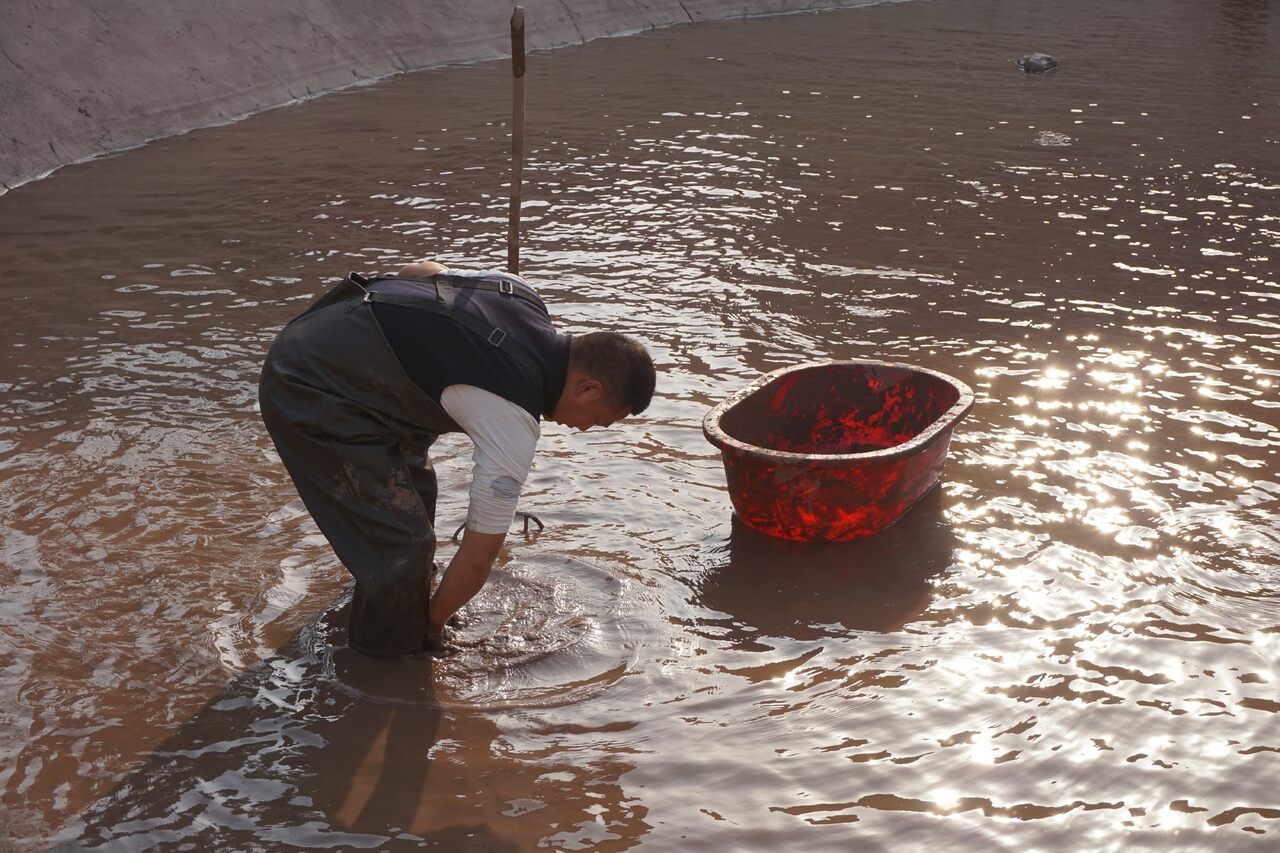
<box><xmin>507</xmin><ymin>6</ymin><xmax>526</xmax><ymax>275</ymax></box>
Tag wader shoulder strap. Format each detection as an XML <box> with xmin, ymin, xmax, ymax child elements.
<box><xmin>375</xmin><ymin>272</ymin><xmax>546</xmax><ymax>312</ymax></box>
<box><xmin>435</xmin><ymin>277</ymin><xmax>456</xmax><ymax>308</ymax></box>
<box><xmin>348</xmin><ymin>274</ymin><xmax>544</xmax><ymax>379</ymax></box>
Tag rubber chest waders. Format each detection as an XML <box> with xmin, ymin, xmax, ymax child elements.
<box><xmin>258</xmin><ymin>272</ymin><xmax>542</xmax><ymax>657</ymax></box>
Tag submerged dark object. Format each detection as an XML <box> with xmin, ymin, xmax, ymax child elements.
<box><xmin>1017</xmin><ymin>52</ymin><xmax>1058</xmax><ymax>73</ymax></box>
<box><xmin>703</xmin><ymin>360</ymin><xmax>974</xmax><ymax>542</ymax></box>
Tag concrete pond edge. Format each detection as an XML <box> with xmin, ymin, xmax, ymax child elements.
<box><xmin>1</xmin><ymin>0</ymin><xmax>886</xmax><ymax>193</ymax></box>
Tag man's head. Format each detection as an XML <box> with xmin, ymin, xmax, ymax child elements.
<box><xmin>550</xmin><ymin>332</ymin><xmax>655</xmax><ymax>431</ymax></box>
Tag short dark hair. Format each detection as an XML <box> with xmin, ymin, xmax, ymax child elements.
<box><xmin>571</xmin><ymin>332</ymin><xmax>656</xmax><ymax>415</ymax></box>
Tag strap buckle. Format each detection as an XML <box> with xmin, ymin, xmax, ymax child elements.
<box><xmin>487</xmin><ymin>328</ymin><xmax>507</xmax><ymax>346</ymax></box>
<box><xmin>498</xmin><ymin>279</ymin><xmax>515</xmax><ymax>295</ymax></box>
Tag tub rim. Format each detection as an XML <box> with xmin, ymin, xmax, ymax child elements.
<box><xmin>702</xmin><ymin>359</ymin><xmax>975</xmax><ymax>466</ymax></box>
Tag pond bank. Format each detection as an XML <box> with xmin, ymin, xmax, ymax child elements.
<box><xmin>0</xmin><ymin>0</ymin><xmax>880</xmax><ymax>191</ymax></box>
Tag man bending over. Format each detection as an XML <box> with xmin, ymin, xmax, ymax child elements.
<box><xmin>259</xmin><ymin>260</ymin><xmax>655</xmax><ymax>656</ymax></box>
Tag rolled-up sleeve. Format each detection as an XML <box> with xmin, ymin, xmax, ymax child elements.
<box><xmin>439</xmin><ymin>384</ymin><xmax>540</xmax><ymax>534</ymax></box>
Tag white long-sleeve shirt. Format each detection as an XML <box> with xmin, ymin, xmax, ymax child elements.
<box><xmin>440</xmin><ymin>384</ymin><xmax>540</xmax><ymax>535</ymax></box>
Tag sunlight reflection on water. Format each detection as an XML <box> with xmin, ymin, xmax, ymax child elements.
<box><xmin>0</xmin><ymin>0</ymin><xmax>1278</xmax><ymax>849</ymax></box>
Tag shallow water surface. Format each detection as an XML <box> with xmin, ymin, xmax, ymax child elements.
<box><xmin>1</xmin><ymin>0</ymin><xmax>1279</xmax><ymax>849</ymax></box>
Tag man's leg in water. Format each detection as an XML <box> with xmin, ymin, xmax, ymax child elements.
<box><xmin>258</xmin><ymin>290</ymin><xmax>460</xmax><ymax>657</ymax></box>
<box><xmin>260</xmin><ymin>366</ymin><xmax>434</xmax><ymax>657</ymax></box>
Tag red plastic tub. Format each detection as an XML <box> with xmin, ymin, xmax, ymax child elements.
<box><xmin>703</xmin><ymin>360</ymin><xmax>974</xmax><ymax>542</ymax></box>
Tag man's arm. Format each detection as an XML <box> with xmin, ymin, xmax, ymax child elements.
<box><xmin>398</xmin><ymin>260</ymin><xmax>448</xmax><ymax>278</ymax></box>
<box><xmin>428</xmin><ymin>385</ymin><xmax>539</xmax><ymax>650</ymax></box>
<box><xmin>427</xmin><ymin>528</ymin><xmax>505</xmax><ymax>648</ymax></box>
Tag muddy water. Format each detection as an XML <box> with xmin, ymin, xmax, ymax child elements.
<box><xmin>2</xmin><ymin>0</ymin><xmax>1279</xmax><ymax>848</ymax></box>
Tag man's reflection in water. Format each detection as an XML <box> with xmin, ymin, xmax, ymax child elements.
<box><xmin>696</xmin><ymin>487</ymin><xmax>957</xmax><ymax>641</ymax></box>
<box><xmin>66</xmin><ymin>598</ymin><xmax>526</xmax><ymax>850</ymax></box>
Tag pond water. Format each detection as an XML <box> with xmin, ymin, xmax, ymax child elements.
<box><xmin>1</xmin><ymin>0</ymin><xmax>1278</xmax><ymax>849</ymax></box>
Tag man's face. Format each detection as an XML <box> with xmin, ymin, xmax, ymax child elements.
<box><xmin>550</xmin><ymin>379</ymin><xmax>632</xmax><ymax>432</ymax></box>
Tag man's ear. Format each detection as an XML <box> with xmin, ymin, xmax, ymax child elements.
<box><xmin>578</xmin><ymin>378</ymin><xmax>605</xmax><ymax>399</ymax></box>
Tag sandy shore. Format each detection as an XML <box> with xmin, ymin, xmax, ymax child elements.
<box><xmin>0</xmin><ymin>0</ymin><xmax>880</xmax><ymax>191</ymax></box>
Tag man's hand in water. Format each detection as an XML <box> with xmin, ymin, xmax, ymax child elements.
<box><xmin>425</xmin><ymin>622</ymin><xmax>454</xmax><ymax>655</ymax></box>
<box><xmin>423</xmin><ymin>611</ymin><xmax>469</xmax><ymax>655</ymax></box>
